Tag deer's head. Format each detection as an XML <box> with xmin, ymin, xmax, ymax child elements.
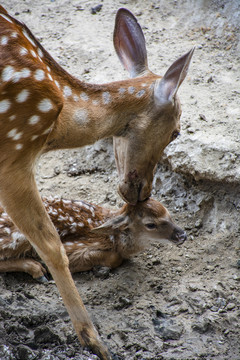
<box><xmin>113</xmin><ymin>9</ymin><xmax>194</xmax><ymax>204</ymax></box>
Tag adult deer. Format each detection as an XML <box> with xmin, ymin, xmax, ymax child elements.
<box><xmin>0</xmin><ymin>197</ymin><xmax>187</xmax><ymax>280</ymax></box>
<box><xmin>0</xmin><ymin>5</ymin><xmax>194</xmax><ymax>359</ymax></box>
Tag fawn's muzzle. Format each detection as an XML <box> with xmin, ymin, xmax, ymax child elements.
<box><xmin>171</xmin><ymin>229</ymin><xmax>187</xmax><ymax>245</ymax></box>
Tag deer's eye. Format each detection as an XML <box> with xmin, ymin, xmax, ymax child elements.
<box><xmin>171</xmin><ymin>131</ymin><xmax>180</xmax><ymax>141</ymax></box>
<box><xmin>145</xmin><ymin>223</ymin><xmax>157</xmax><ymax>230</ymax></box>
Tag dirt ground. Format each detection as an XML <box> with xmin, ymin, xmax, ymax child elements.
<box><xmin>0</xmin><ymin>1</ymin><xmax>240</xmax><ymax>359</ymax></box>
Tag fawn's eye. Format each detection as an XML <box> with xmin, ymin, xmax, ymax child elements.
<box><xmin>145</xmin><ymin>223</ymin><xmax>157</xmax><ymax>230</ymax></box>
<box><xmin>171</xmin><ymin>131</ymin><xmax>180</xmax><ymax>141</ymax></box>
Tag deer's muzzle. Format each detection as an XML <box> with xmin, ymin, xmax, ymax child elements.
<box><xmin>118</xmin><ymin>171</ymin><xmax>152</xmax><ymax>204</ymax></box>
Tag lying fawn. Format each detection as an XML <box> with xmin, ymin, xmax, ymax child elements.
<box><xmin>0</xmin><ymin>197</ymin><xmax>187</xmax><ymax>281</ymax></box>
<box><xmin>0</xmin><ymin>5</ymin><xmax>193</xmax><ymax>359</ymax></box>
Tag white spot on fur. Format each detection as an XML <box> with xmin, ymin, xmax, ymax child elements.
<box><xmin>34</xmin><ymin>69</ymin><xmax>45</xmax><ymax>81</ymax></box>
<box><xmin>80</xmin><ymin>92</ymin><xmax>89</xmax><ymax>101</ymax></box>
<box><xmin>10</xmin><ymin>232</ymin><xmax>26</xmax><ymax>249</ymax></box>
<box><xmin>16</xmin><ymin>143</ymin><xmax>23</xmax><ymax>150</ymax></box>
<box><xmin>16</xmin><ymin>89</ymin><xmax>29</xmax><ymax>103</ymax></box>
<box><xmin>2</xmin><ymin>65</ymin><xmax>14</xmax><ymax>82</ymax></box>
<box><xmin>1</xmin><ymin>36</ymin><xmax>8</xmax><ymax>45</ymax></box>
<box><xmin>38</xmin><ymin>99</ymin><xmax>53</xmax><ymax>112</ymax></box>
<box><xmin>73</xmin><ymin>94</ymin><xmax>79</xmax><ymax>102</ymax></box>
<box><xmin>62</xmin><ymin>199</ymin><xmax>71</xmax><ymax>205</ymax></box>
<box><xmin>11</xmin><ymin>32</ymin><xmax>18</xmax><ymax>38</ymax></box>
<box><xmin>87</xmin><ymin>218</ymin><xmax>92</xmax><ymax>224</ymax></box>
<box><xmin>70</xmin><ymin>223</ymin><xmax>77</xmax><ymax>233</ymax></box>
<box><xmin>78</xmin><ymin>222</ymin><xmax>84</xmax><ymax>227</ymax></box>
<box><xmin>118</xmin><ymin>88</ymin><xmax>126</xmax><ymax>95</ymax></box>
<box><xmin>30</xmin><ymin>49</ymin><xmax>37</xmax><ymax>58</ymax></box>
<box><xmin>20</xmin><ymin>68</ymin><xmax>31</xmax><ymax>78</ymax></box>
<box><xmin>9</xmin><ymin>115</ymin><xmax>16</xmax><ymax>121</ymax></box>
<box><xmin>128</xmin><ymin>86</ymin><xmax>135</xmax><ymax>94</ymax></box>
<box><xmin>3</xmin><ymin>227</ymin><xmax>11</xmax><ymax>235</ymax></box>
<box><xmin>28</xmin><ymin>115</ymin><xmax>40</xmax><ymax>125</ymax></box>
<box><xmin>136</xmin><ymin>90</ymin><xmax>146</xmax><ymax>98</ymax></box>
<box><xmin>102</xmin><ymin>91</ymin><xmax>111</xmax><ymax>105</ymax></box>
<box><xmin>12</xmin><ymin>68</ymin><xmax>31</xmax><ymax>83</ymax></box>
<box><xmin>92</xmin><ymin>99</ymin><xmax>99</xmax><ymax>106</ymax></box>
<box><xmin>7</xmin><ymin>128</ymin><xmax>19</xmax><ymax>139</ymax></box>
<box><xmin>0</xmin><ymin>99</ymin><xmax>11</xmax><ymax>113</ymax></box>
<box><xmin>73</xmin><ymin>109</ymin><xmax>89</xmax><ymax>125</ymax></box>
<box><xmin>13</xmin><ymin>132</ymin><xmax>23</xmax><ymax>141</ymax></box>
<box><xmin>58</xmin><ymin>215</ymin><xmax>68</xmax><ymax>222</ymax></box>
<box><xmin>37</xmin><ymin>48</ymin><xmax>44</xmax><ymax>58</ymax></box>
<box><xmin>20</xmin><ymin>47</ymin><xmax>28</xmax><ymax>56</ymax></box>
<box><xmin>63</xmin><ymin>86</ymin><xmax>72</xmax><ymax>98</ymax></box>
<box><xmin>47</xmin><ymin>73</ymin><xmax>53</xmax><ymax>81</ymax></box>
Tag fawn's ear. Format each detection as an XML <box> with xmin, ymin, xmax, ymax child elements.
<box><xmin>154</xmin><ymin>48</ymin><xmax>195</xmax><ymax>106</ymax></box>
<box><xmin>91</xmin><ymin>215</ymin><xmax>129</xmax><ymax>235</ymax></box>
<box><xmin>113</xmin><ymin>8</ymin><xmax>148</xmax><ymax>78</ymax></box>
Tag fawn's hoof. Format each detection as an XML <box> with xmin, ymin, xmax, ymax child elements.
<box><xmin>36</xmin><ymin>275</ymin><xmax>49</xmax><ymax>283</ymax></box>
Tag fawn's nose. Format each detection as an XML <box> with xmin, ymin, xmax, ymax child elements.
<box><xmin>171</xmin><ymin>229</ymin><xmax>187</xmax><ymax>245</ymax></box>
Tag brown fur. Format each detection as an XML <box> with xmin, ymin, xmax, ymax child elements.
<box><xmin>0</xmin><ymin>6</ymin><xmax>193</xmax><ymax>359</ymax></box>
<box><xmin>0</xmin><ymin>197</ymin><xmax>186</xmax><ymax>277</ymax></box>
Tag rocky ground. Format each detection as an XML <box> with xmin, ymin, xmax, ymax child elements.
<box><xmin>0</xmin><ymin>0</ymin><xmax>239</xmax><ymax>359</ymax></box>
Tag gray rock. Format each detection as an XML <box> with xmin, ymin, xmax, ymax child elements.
<box><xmin>153</xmin><ymin>317</ymin><xmax>184</xmax><ymax>340</ymax></box>
<box><xmin>192</xmin><ymin>317</ymin><xmax>212</xmax><ymax>334</ymax></box>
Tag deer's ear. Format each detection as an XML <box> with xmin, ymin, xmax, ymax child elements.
<box><xmin>91</xmin><ymin>215</ymin><xmax>129</xmax><ymax>235</ymax></box>
<box><xmin>113</xmin><ymin>8</ymin><xmax>148</xmax><ymax>78</ymax></box>
<box><xmin>154</xmin><ymin>48</ymin><xmax>195</xmax><ymax>106</ymax></box>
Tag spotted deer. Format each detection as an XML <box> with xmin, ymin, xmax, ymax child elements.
<box><xmin>0</xmin><ymin>197</ymin><xmax>187</xmax><ymax>281</ymax></box>
<box><xmin>0</xmin><ymin>5</ymin><xmax>194</xmax><ymax>359</ymax></box>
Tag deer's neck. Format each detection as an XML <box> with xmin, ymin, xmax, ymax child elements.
<box><xmin>44</xmin><ymin>75</ymin><xmax>153</xmax><ymax>152</ymax></box>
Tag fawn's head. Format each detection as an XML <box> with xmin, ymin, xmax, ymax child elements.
<box><xmin>113</xmin><ymin>9</ymin><xmax>194</xmax><ymax>204</ymax></box>
<box><xmin>93</xmin><ymin>198</ymin><xmax>187</xmax><ymax>246</ymax></box>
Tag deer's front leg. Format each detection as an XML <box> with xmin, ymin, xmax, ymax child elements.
<box><xmin>0</xmin><ymin>169</ymin><xmax>111</xmax><ymax>360</ymax></box>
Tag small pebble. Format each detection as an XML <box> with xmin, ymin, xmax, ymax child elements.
<box><xmin>91</xmin><ymin>4</ymin><xmax>102</xmax><ymax>14</ymax></box>
<box><xmin>226</xmin><ymin>303</ymin><xmax>235</xmax><ymax>311</ymax></box>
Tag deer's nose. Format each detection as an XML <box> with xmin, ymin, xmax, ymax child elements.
<box><xmin>171</xmin><ymin>229</ymin><xmax>187</xmax><ymax>245</ymax></box>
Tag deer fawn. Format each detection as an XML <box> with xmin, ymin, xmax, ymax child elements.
<box><xmin>0</xmin><ymin>197</ymin><xmax>187</xmax><ymax>281</ymax></box>
<box><xmin>0</xmin><ymin>5</ymin><xmax>194</xmax><ymax>359</ymax></box>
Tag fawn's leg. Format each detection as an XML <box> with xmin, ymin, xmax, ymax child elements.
<box><xmin>0</xmin><ymin>258</ymin><xmax>47</xmax><ymax>281</ymax></box>
<box><xmin>0</xmin><ymin>167</ymin><xmax>110</xmax><ymax>360</ymax></box>
<box><xmin>68</xmin><ymin>248</ymin><xmax>123</xmax><ymax>273</ymax></box>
